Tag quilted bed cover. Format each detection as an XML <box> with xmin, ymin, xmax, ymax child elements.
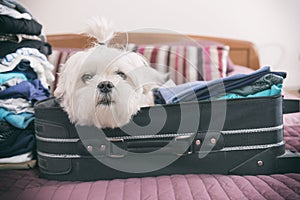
<box><xmin>0</xmin><ymin>170</ymin><xmax>300</xmax><ymax>200</ymax></box>
<box><xmin>0</xmin><ymin>103</ymin><xmax>299</xmax><ymax>200</ymax></box>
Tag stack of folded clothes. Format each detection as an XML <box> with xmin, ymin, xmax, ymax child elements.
<box><xmin>0</xmin><ymin>0</ymin><xmax>52</xmax><ymax>57</ymax></box>
<box><xmin>0</xmin><ymin>0</ymin><xmax>53</xmax><ymax>169</ymax></box>
<box><xmin>154</xmin><ymin>66</ymin><xmax>286</xmax><ymax>104</ymax></box>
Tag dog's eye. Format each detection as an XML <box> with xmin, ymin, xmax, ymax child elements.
<box><xmin>116</xmin><ymin>71</ymin><xmax>127</xmax><ymax>80</ymax></box>
<box><xmin>81</xmin><ymin>74</ymin><xmax>94</xmax><ymax>83</ymax></box>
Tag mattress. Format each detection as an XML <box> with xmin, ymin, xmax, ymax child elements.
<box><xmin>0</xmin><ymin>169</ymin><xmax>300</xmax><ymax>200</ymax></box>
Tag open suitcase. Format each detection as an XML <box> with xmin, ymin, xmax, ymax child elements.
<box><xmin>34</xmin><ymin>95</ymin><xmax>300</xmax><ymax>181</ymax></box>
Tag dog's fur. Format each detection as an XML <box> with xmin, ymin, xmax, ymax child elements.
<box><xmin>54</xmin><ymin>18</ymin><xmax>167</xmax><ymax>128</ymax></box>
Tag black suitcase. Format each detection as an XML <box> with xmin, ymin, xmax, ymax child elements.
<box><xmin>34</xmin><ymin>95</ymin><xmax>300</xmax><ymax>181</ymax></box>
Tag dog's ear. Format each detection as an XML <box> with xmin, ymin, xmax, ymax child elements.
<box><xmin>130</xmin><ymin>65</ymin><xmax>168</xmax><ymax>94</ymax></box>
<box><xmin>54</xmin><ymin>51</ymin><xmax>86</xmax><ymax>99</ymax></box>
<box><xmin>124</xmin><ymin>52</ymin><xmax>169</xmax><ymax>94</ymax></box>
<box><xmin>53</xmin><ymin>50</ymin><xmax>89</xmax><ymax>121</ymax></box>
<box><xmin>53</xmin><ymin>63</ymin><xmax>66</xmax><ymax>99</ymax></box>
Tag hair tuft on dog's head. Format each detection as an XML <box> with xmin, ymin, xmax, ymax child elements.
<box><xmin>84</xmin><ymin>17</ymin><xmax>115</xmax><ymax>45</ymax></box>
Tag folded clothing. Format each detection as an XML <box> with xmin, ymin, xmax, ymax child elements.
<box><xmin>0</xmin><ymin>98</ymin><xmax>34</xmax><ymax>114</ymax></box>
<box><xmin>0</xmin><ymin>79</ymin><xmax>50</xmax><ymax>104</ymax></box>
<box><xmin>0</xmin><ymin>15</ymin><xmax>42</xmax><ymax>35</ymax></box>
<box><xmin>0</xmin><ymin>72</ymin><xmax>27</xmax><ymax>85</ymax></box>
<box><xmin>0</xmin><ymin>3</ymin><xmax>31</xmax><ymax>20</ymax></box>
<box><xmin>0</xmin><ymin>108</ymin><xmax>34</xmax><ymax>129</ymax></box>
<box><xmin>0</xmin><ymin>39</ymin><xmax>52</xmax><ymax>57</ymax></box>
<box><xmin>154</xmin><ymin>66</ymin><xmax>286</xmax><ymax>104</ymax></box>
<box><xmin>0</xmin><ymin>0</ymin><xmax>32</xmax><ymax>16</ymax></box>
<box><xmin>0</xmin><ymin>120</ymin><xmax>19</xmax><ymax>147</ymax></box>
<box><xmin>0</xmin><ymin>121</ymin><xmax>35</xmax><ymax>158</ymax></box>
<box><xmin>217</xmin><ymin>84</ymin><xmax>282</xmax><ymax>100</ymax></box>
<box><xmin>0</xmin><ymin>47</ymin><xmax>55</xmax><ymax>88</ymax></box>
<box><xmin>0</xmin><ymin>77</ymin><xmax>25</xmax><ymax>91</ymax></box>
<box><xmin>2</xmin><ymin>59</ymin><xmax>38</xmax><ymax>81</ymax></box>
<box><xmin>0</xmin><ymin>151</ymin><xmax>32</xmax><ymax>163</ymax></box>
<box><xmin>0</xmin><ymin>159</ymin><xmax>36</xmax><ymax>170</ymax></box>
<box><xmin>226</xmin><ymin>73</ymin><xmax>284</xmax><ymax>96</ymax></box>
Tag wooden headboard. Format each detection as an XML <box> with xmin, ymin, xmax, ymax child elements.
<box><xmin>46</xmin><ymin>32</ymin><xmax>260</xmax><ymax>70</ymax></box>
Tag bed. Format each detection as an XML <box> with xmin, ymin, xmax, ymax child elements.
<box><xmin>0</xmin><ymin>32</ymin><xmax>299</xmax><ymax>200</ymax></box>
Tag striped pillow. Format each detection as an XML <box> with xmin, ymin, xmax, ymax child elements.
<box><xmin>127</xmin><ymin>42</ymin><xmax>230</xmax><ymax>84</ymax></box>
<box><xmin>48</xmin><ymin>42</ymin><xmax>230</xmax><ymax>94</ymax></box>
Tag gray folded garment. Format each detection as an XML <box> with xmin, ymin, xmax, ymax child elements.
<box><xmin>227</xmin><ymin>73</ymin><xmax>284</xmax><ymax>96</ymax></box>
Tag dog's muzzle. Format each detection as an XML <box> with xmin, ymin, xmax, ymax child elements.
<box><xmin>97</xmin><ymin>81</ymin><xmax>115</xmax><ymax>106</ymax></box>
<box><xmin>97</xmin><ymin>81</ymin><xmax>114</xmax><ymax>94</ymax></box>
<box><xmin>97</xmin><ymin>94</ymin><xmax>113</xmax><ymax>106</ymax></box>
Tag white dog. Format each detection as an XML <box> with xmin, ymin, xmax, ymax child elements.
<box><xmin>54</xmin><ymin>18</ymin><xmax>167</xmax><ymax>128</ymax></box>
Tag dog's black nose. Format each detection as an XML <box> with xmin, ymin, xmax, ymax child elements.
<box><xmin>98</xmin><ymin>81</ymin><xmax>114</xmax><ymax>94</ymax></box>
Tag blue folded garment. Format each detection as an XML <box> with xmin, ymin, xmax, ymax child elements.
<box><xmin>0</xmin><ymin>72</ymin><xmax>27</xmax><ymax>85</ymax></box>
<box><xmin>0</xmin><ymin>107</ymin><xmax>34</xmax><ymax>129</ymax></box>
<box><xmin>0</xmin><ymin>78</ymin><xmax>50</xmax><ymax>104</ymax></box>
<box><xmin>217</xmin><ymin>84</ymin><xmax>283</xmax><ymax>100</ymax></box>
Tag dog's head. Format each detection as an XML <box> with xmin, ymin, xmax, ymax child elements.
<box><xmin>54</xmin><ymin>18</ymin><xmax>167</xmax><ymax>128</ymax></box>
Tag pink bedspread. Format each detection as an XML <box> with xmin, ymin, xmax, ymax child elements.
<box><xmin>283</xmin><ymin>91</ymin><xmax>300</xmax><ymax>153</ymax></box>
<box><xmin>284</xmin><ymin>112</ymin><xmax>300</xmax><ymax>152</ymax></box>
<box><xmin>0</xmin><ymin>169</ymin><xmax>300</xmax><ymax>200</ymax></box>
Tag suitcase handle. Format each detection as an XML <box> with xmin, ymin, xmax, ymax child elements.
<box><xmin>106</xmin><ymin>132</ymin><xmax>224</xmax><ymax>158</ymax></box>
<box><xmin>107</xmin><ymin>134</ymin><xmax>194</xmax><ymax>157</ymax></box>
<box><xmin>283</xmin><ymin>99</ymin><xmax>300</xmax><ymax>114</ymax></box>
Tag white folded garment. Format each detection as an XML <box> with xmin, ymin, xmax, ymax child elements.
<box><xmin>0</xmin><ymin>152</ymin><xmax>33</xmax><ymax>163</ymax></box>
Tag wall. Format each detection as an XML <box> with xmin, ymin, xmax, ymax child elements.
<box><xmin>19</xmin><ymin>0</ymin><xmax>300</xmax><ymax>88</ymax></box>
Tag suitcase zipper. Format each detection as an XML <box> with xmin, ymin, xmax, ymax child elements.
<box><xmin>35</xmin><ymin>135</ymin><xmax>80</xmax><ymax>143</ymax></box>
<box><xmin>106</xmin><ymin>133</ymin><xmax>195</xmax><ymax>141</ymax></box>
<box><xmin>220</xmin><ymin>124</ymin><xmax>283</xmax><ymax>135</ymax></box>
<box><xmin>35</xmin><ymin>124</ymin><xmax>283</xmax><ymax>143</ymax></box>
<box><xmin>221</xmin><ymin>141</ymin><xmax>285</xmax><ymax>151</ymax></box>
<box><xmin>37</xmin><ymin>151</ymin><xmax>81</xmax><ymax>158</ymax></box>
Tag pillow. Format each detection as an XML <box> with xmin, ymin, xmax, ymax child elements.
<box><xmin>47</xmin><ymin>47</ymin><xmax>82</xmax><ymax>94</ymax></box>
<box><xmin>196</xmin><ymin>40</ymin><xmax>234</xmax><ymax>74</ymax></box>
<box><xmin>127</xmin><ymin>40</ymin><xmax>230</xmax><ymax>84</ymax></box>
